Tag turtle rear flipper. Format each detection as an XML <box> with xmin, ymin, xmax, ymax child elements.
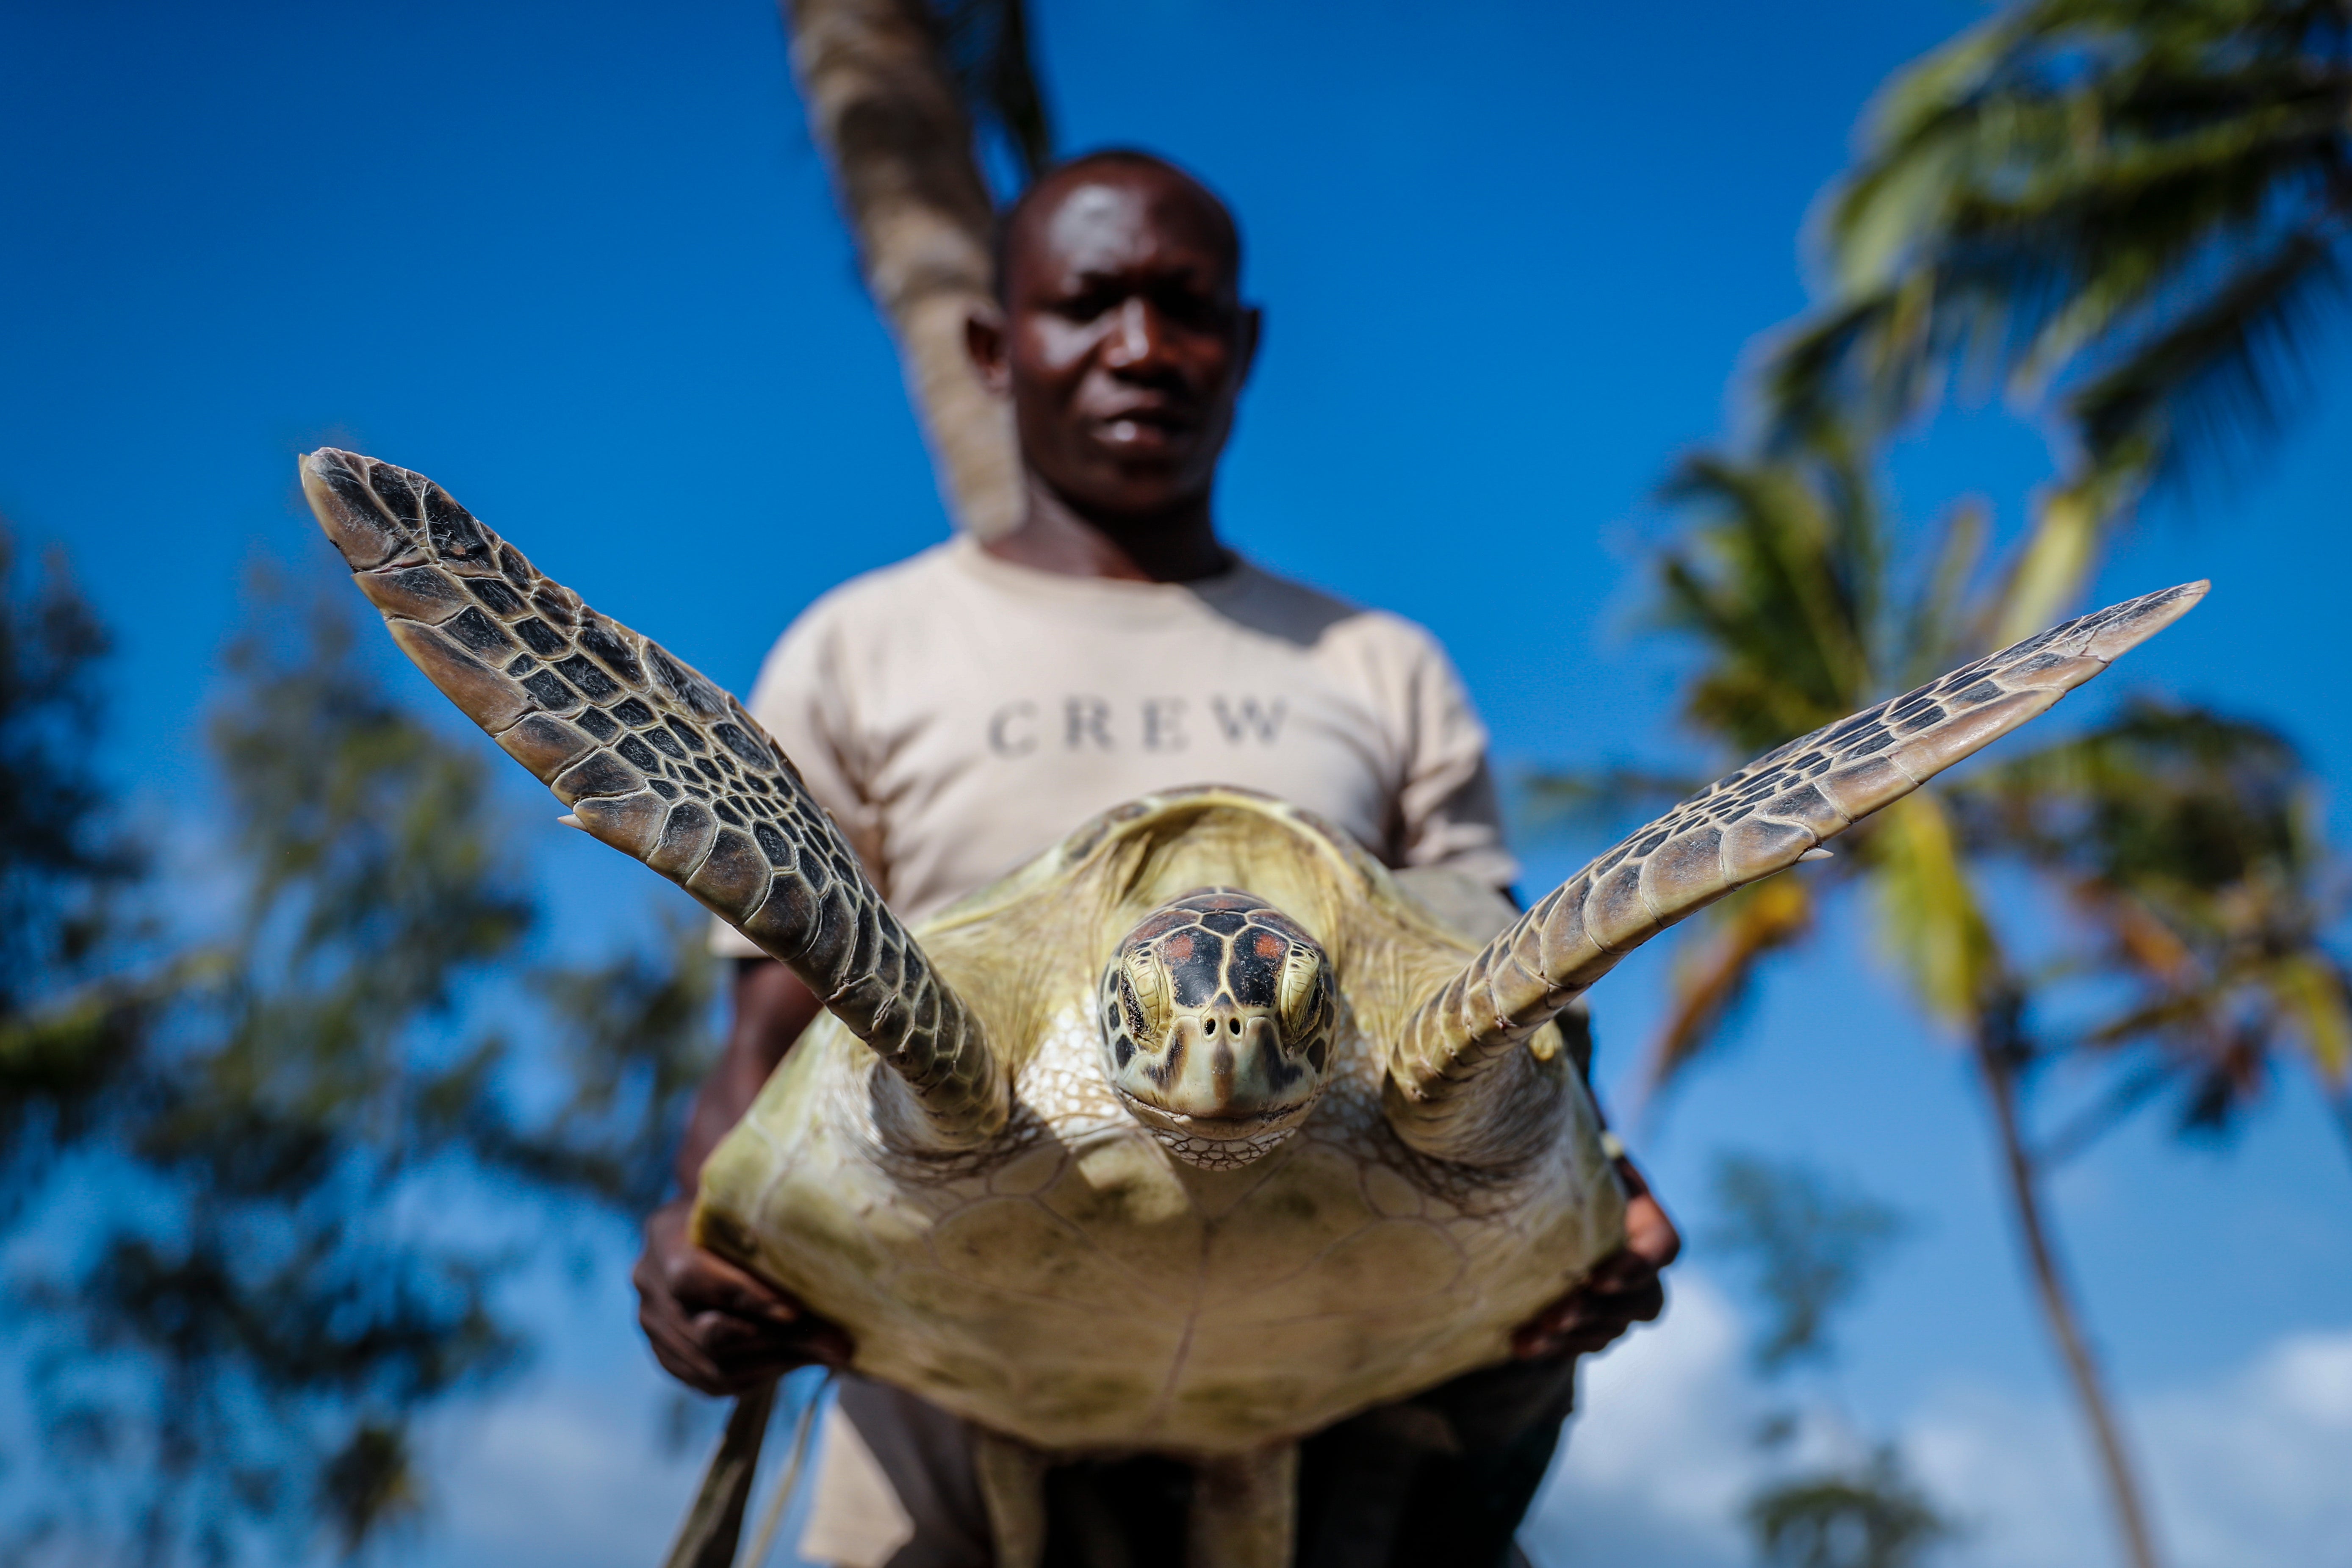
<box><xmin>1387</xmin><ymin>580</ymin><xmax>2208</xmax><ymax>1164</ymax></box>
<box><xmin>300</xmin><ymin>448</ymin><xmax>1007</xmax><ymax>1150</ymax></box>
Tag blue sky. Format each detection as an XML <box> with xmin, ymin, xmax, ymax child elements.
<box><xmin>3</xmin><ymin>2</ymin><xmax>2348</xmax><ymax>1564</ymax></box>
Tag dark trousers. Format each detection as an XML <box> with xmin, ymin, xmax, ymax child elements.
<box><xmin>835</xmin><ymin>1351</ymin><xmax>1579</xmax><ymax>1568</ymax></box>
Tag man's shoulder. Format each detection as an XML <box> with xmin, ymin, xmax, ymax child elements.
<box><xmin>794</xmin><ymin>540</ymin><xmax>967</xmax><ymax>629</ymax></box>
<box><xmin>776</xmin><ymin>533</ymin><xmax>969</xmax><ymax>644</ymax></box>
<box><xmin>1229</xmin><ymin>560</ymin><xmax>1453</xmax><ymax>667</ymax></box>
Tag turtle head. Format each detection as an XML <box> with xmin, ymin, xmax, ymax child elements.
<box><xmin>1098</xmin><ymin>888</ymin><xmax>1338</xmax><ymax>1170</ymax></box>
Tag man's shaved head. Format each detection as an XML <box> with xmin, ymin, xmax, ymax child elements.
<box><xmin>995</xmin><ymin>150</ymin><xmax>1241</xmax><ymax>304</ymax></box>
<box><xmin>968</xmin><ymin>148</ymin><xmax>1260</xmax><ymax>578</ymax></box>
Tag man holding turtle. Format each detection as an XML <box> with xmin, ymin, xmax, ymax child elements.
<box><xmin>634</xmin><ymin>150</ymin><xmax>1680</xmax><ymax>1567</ymax></box>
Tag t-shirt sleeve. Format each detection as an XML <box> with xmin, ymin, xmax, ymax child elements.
<box><xmin>1388</xmin><ymin>623</ymin><xmax>1519</xmax><ymax>892</ymax></box>
<box><xmin>708</xmin><ymin>603</ymin><xmax>885</xmax><ymax>959</ymax></box>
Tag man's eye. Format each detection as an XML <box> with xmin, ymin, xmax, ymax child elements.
<box><xmin>1155</xmin><ymin>292</ymin><xmax>1223</xmax><ymax>328</ymax></box>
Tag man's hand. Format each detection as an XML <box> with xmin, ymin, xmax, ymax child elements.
<box><xmin>634</xmin><ymin>1198</ymin><xmax>852</xmax><ymax>1395</ymax></box>
<box><xmin>637</xmin><ymin>961</ymin><xmax>841</xmax><ymax>1395</ymax></box>
<box><xmin>1510</xmin><ymin>1157</ymin><xmax>1681</xmax><ymax>1361</ymax></box>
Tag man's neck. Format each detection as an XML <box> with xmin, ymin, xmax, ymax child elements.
<box><xmin>980</xmin><ymin>471</ymin><xmax>1233</xmax><ymax>584</ymax></box>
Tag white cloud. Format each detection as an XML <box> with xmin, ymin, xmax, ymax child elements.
<box><xmin>1908</xmin><ymin>1327</ymin><xmax>2352</xmax><ymax>1568</ymax></box>
<box><xmin>1526</xmin><ymin>1275</ymin><xmax>1759</xmax><ymax>1568</ymax></box>
<box><xmin>422</xmin><ymin>1368</ymin><xmax>713</xmax><ymax>1568</ymax></box>
<box><xmin>2151</xmin><ymin>1328</ymin><xmax>2352</xmax><ymax>1565</ymax></box>
<box><xmin>1528</xmin><ymin>1273</ymin><xmax>2352</xmax><ymax>1568</ymax></box>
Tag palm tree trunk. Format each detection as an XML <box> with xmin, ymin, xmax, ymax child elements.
<box><xmin>1972</xmin><ymin>997</ymin><xmax>2165</xmax><ymax>1568</ymax></box>
<box><xmin>779</xmin><ymin>0</ymin><xmax>1025</xmax><ymax>537</ymax></box>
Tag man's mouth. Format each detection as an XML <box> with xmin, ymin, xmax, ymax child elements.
<box><xmin>1093</xmin><ymin>406</ymin><xmax>1197</xmax><ymax>446</ymax></box>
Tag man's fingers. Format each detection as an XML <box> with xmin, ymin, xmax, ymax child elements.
<box><xmin>688</xmin><ymin>1311</ymin><xmax>853</xmax><ymax>1373</ymax></box>
<box><xmin>640</xmin><ymin>1302</ymin><xmax>735</xmax><ymax>1395</ymax></box>
<box><xmin>672</xmin><ymin>1250</ymin><xmax>806</xmax><ymax>1324</ymax></box>
<box><xmin>1620</xmin><ymin>1177</ymin><xmax>1682</xmax><ymax>1268</ymax></box>
<box><xmin>634</xmin><ymin>1201</ymin><xmax>853</xmax><ymax>1391</ymax></box>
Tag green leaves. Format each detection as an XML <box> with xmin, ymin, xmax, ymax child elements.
<box><xmin>1746</xmin><ymin>1449</ymin><xmax>1952</xmax><ymax>1568</ymax></box>
<box><xmin>1870</xmin><ymin>795</ymin><xmax>1997</xmax><ymax>1027</ymax></box>
<box><xmin>1658</xmin><ymin>449</ymin><xmax>1882</xmax><ymax>751</ymax></box>
<box><xmin>1954</xmin><ymin>698</ymin><xmax>2352</xmax><ymax>1128</ymax></box>
<box><xmin>1709</xmin><ymin>1154</ymin><xmax>1909</xmax><ymax>1375</ymax></box>
<box><xmin>1510</xmin><ymin>1</ymin><xmax>2352</xmax><ymax>1146</ymax></box>
<box><xmin>1707</xmin><ymin>1157</ymin><xmax>1947</xmax><ymax>1567</ymax></box>
<box><xmin>0</xmin><ymin>528</ymin><xmax>137</xmax><ymax>1012</ymax></box>
<box><xmin>1773</xmin><ymin>0</ymin><xmax>2352</xmax><ymax>533</ymax></box>
<box><xmin>0</xmin><ymin>551</ymin><xmax>719</xmax><ymax>1562</ymax></box>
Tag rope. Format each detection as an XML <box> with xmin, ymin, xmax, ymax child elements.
<box><xmin>741</xmin><ymin>1369</ymin><xmax>833</xmax><ymax>1567</ymax></box>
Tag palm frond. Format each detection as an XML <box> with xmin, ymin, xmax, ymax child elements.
<box><xmin>1872</xmin><ymin>793</ymin><xmax>2000</xmax><ymax>1024</ymax></box>
<box><xmin>1510</xmin><ymin>765</ymin><xmax>1704</xmax><ymax>845</ymax></box>
<box><xmin>2066</xmin><ymin>225</ymin><xmax>2347</xmax><ymax>481</ymax></box>
<box><xmin>2269</xmin><ymin>949</ymin><xmax>2352</xmax><ymax>1087</ymax></box>
<box><xmin>1658</xmin><ymin>451</ymin><xmax>1884</xmax><ymax>748</ymax></box>
<box><xmin>1770</xmin><ymin>0</ymin><xmax>2352</xmax><ymax>504</ymax></box>
<box><xmin>1643</xmin><ymin>878</ymin><xmax>1818</xmax><ymax>1092</ymax></box>
<box><xmin>1953</xmin><ymin>698</ymin><xmax>2351</xmax><ymax>1130</ymax></box>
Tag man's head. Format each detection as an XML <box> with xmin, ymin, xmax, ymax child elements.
<box><xmin>969</xmin><ymin>151</ymin><xmax>1260</xmax><ymax>524</ymax></box>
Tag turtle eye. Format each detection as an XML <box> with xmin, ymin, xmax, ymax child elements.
<box><xmin>1121</xmin><ymin>946</ymin><xmax>1172</xmax><ymax>1043</ymax></box>
<box><xmin>1276</xmin><ymin>942</ymin><xmax>1325</xmax><ymax>1047</ymax></box>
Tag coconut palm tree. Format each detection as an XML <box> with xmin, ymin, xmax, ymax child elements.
<box><xmin>1553</xmin><ymin>10</ymin><xmax>2352</xmax><ymax>1559</ymax></box>
<box><xmin>776</xmin><ymin>0</ymin><xmax>1052</xmax><ymax>538</ymax></box>
<box><xmin>1762</xmin><ymin>0</ymin><xmax>2352</xmax><ymax>640</ymax></box>
<box><xmin>1959</xmin><ymin>699</ymin><xmax>2352</xmax><ymax>1161</ymax></box>
<box><xmin>1539</xmin><ymin>437</ymin><xmax>2349</xmax><ymax>1568</ymax></box>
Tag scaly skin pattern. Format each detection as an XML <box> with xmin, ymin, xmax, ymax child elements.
<box><xmin>296</xmin><ymin>449</ymin><xmax>1005</xmax><ymax>1147</ymax></box>
<box><xmin>695</xmin><ymin>787</ymin><xmax>1625</xmax><ymax>1456</ymax></box>
<box><xmin>1390</xmin><ymin>580</ymin><xmax>2209</xmax><ymax>1164</ymax></box>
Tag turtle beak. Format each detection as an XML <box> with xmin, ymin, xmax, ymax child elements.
<box><xmin>1128</xmin><ymin>1007</ymin><xmax>1309</xmax><ymax>1123</ymax></box>
<box><xmin>1099</xmin><ymin>992</ymin><xmax>1334</xmax><ymax>1171</ymax></box>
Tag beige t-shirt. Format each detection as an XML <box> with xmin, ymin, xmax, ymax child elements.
<box><xmin>712</xmin><ymin>537</ymin><xmax>1515</xmax><ymax>953</ymax></box>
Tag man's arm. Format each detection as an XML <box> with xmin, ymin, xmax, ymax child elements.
<box><xmin>634</xmin><ymin>959</ymin><xmax>852</xmax><ymax>1394</ymax></box>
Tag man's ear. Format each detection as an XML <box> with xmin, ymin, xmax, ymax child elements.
<box><xmin>1235</xmin><ymin>305</ymin><xmax>1264</xmax><ymax>387</ymax></box>
<box><xmin>966</xmin><ymin>304</ymin><xmax>1011</xmax><ymax>396</ymax></box>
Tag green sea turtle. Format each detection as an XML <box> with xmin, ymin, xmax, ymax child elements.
<box><xmin>298</xmin><ymin>447</ymin><xmax>2205</xmax><ymax>1564</ymax></box>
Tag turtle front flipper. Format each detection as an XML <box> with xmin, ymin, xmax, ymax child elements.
<box><xmin>299</xmin><ymin>449</ymin><xmax>1008</xmax><ymax>1150</ymax></box>
<box><xmin>1387</xmin><ymin>580</ymin><xmax>2208</xmax><ymax>1164</ymax></box>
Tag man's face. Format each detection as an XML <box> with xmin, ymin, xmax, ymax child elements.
<box><xmin>975</xmin><ymin>166</ymin><xmax>1259</xmax><ymax>520</ymax></box>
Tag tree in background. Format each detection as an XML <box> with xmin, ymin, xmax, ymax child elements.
<box><xmin>0</xmin><ymin>526</ymin><xmax>141</xmax><ymax>1095</ymax></box>
<box><xmin>1707</xmin><ymin>1153</ymin><xmax>1948</xmax><ymax>1568</ymax></box>
<box><xmin>1521</xmin><ymin>8</ymin><xmax>2352</xmax><ymax>1566</ymax></box>
<box><xmin>1532</xmin><ymin>429</ymin><xmax>2346</xmax><ymax>1568</ymax></box>
<box><xmin>0</xmin><ymin>544</ymin><xmax>720</xmax><ymax>1563</ymax></box>
<box><xmin>0</xmin><ymin>8</ymin><xmax>1042</xmax><ymax>1556</ymax></box>
<box><xmin>779</xmin><ymin>0</ymin><xmax>1051</xmax><ymax>538</ymax></box>
<box><xmin>1710</xmin><ymin>1153</ymin><xmax>1908</xmax><ymax>1381</ymax></box>
<box><xmin>1765</xmin><ymin>0</ymin><xmax>2352</xmax><ymax>640</ymax></box>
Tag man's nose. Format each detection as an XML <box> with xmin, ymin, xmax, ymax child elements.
<box><xmin>1101</xmin><ymin>296</ymin><xmax>1175</xmax><ymax>374</ymax></box>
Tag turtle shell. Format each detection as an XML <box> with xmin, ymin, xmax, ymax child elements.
<box><xmin>694</xmin><ymin>787</ymin><xmax>1624</xmax><ymax>1456</ymax></box>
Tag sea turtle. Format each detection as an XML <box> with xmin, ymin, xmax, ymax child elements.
<box><xmin>298</xmin><ymin>448</ymin><xmax>2205</xmax><ymax>1564</ymax></box>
